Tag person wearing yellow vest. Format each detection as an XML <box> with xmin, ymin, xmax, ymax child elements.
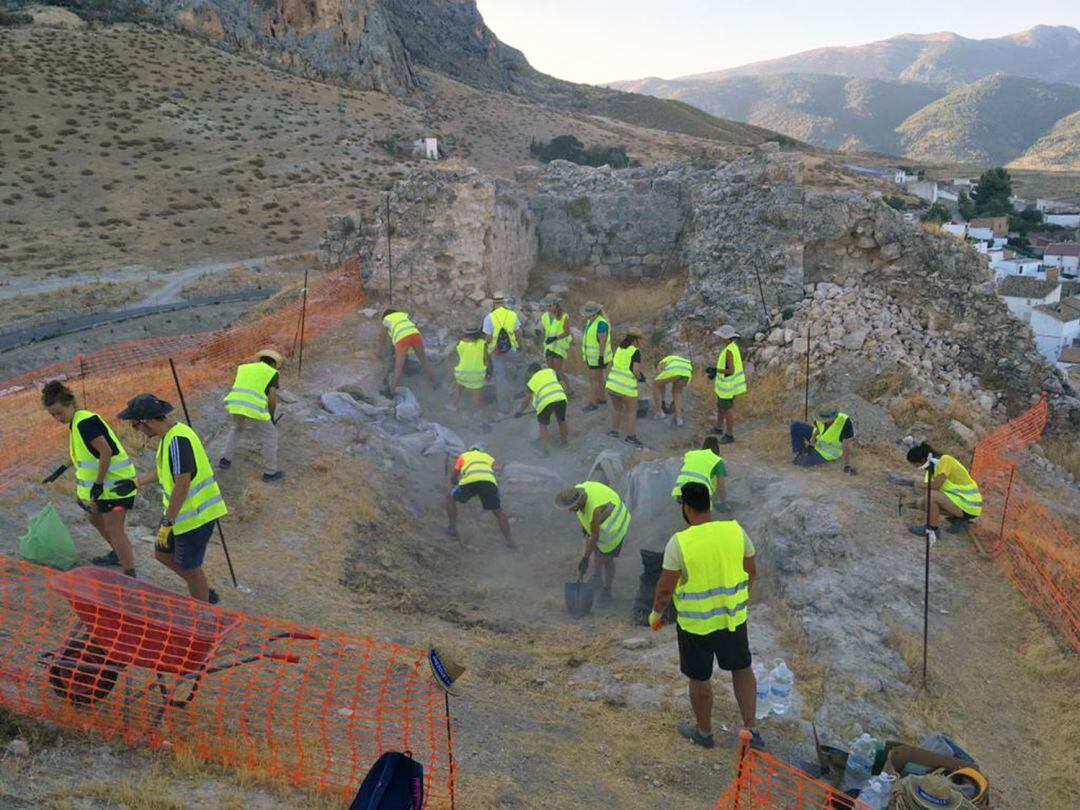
<box><xmin>652</xmin><ymin>353</ymin><xmax>693</xmax><ymax>427</ymax></box>
<box><xmin>790</xmin><ymin>407</ymin><xmax>857</xmax><ymax>474</ymax></box>
<box><xmin>650</xmin><ymin>482</ymin><xmax>762</xmax><ymax>750</ymax></box>
<box><xmin>516</xmin><ymin>362</ymin><xmax>569</xmax><ymax>448</ymax></box>
<box><xmin>709</xmin><ymin>325</ymin><xmax>746</xmax><ymax>445</ymax></box>
<box><xmin>541</xmin><ymin>295</ymin><xmax>575</xmax><ymax>397</ymax></box>
<box><xmin>672</xmin><ymin>436</ymin><xmax>728</xmax><ymax>508</ymax></box>
<box><xmin>118</xmin><ymin>394</ymin><xmax>227</xmax><ymax>604</ymax></box>
<box><xmin>605</xmin><ymin>327</ymin><xmax>646</xmax><ymax>448</ymax></box>
<box><xmin>445</xmin><ymin>444</ymin><xmax>514</xmax><ymax>549</ymax></box>
<box><xmin>448</xmin><ymin>326</ymin><xmax>489</xmax><ymax>419</ymax></box>
<box><xmin>483</xmin><ymin>292</ymin><xmax>523</xmax><ymax>416</ymax></box>
<box><xmin>556</xmin><ymin>481</ymin><xmax>632</xmax><ymax>604</ymax></box>
<box><xmin>906</xmin><ymin>442</ymin><xmax>982</xmax><ymax>537</ymax></box>
<box><xmin>219</xmin><ymin>347</ymin><xmax>283</xmax><ymax>482</ymax></box>
<box><xmin>42</xmin><ymin>381</ymin><xmax>139</xmax><ymax>577</ymax></box>
<box><xmin>378</xmin><ymin>307</ymin><xmax>439</xmax><ymax>396</ymax></box>
<box><xmin>581</xmin><ymin>301</ymin><xmax>614</xmax><ymax>412</ymax></box>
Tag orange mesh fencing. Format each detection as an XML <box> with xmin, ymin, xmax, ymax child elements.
<box><xmin>0</xmin><ymin>257</ymin><xmax>363</xmax><ymax>495</ymax></box>
<box><xmin>970</xmin><ymin>397</ymin><xmax>1080</xmax><ymax>651</ymax></box>
<box><xmin>0</xmin><ymin>558</ymin><xmax>455</xmax><ymax>804</ymax></box>
<box><xmin>715</xmin><ymin>731</ymin><xmax>871</xmax><ymax>809</ymax></box>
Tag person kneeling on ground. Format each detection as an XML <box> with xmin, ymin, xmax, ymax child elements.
<box><xmin>650</xmin><ymin>482</ymin><xmax>762</xmax><ymax>750</ymax></box>
<box><xmin>906</xmin><ymin>442</ymin><xmax>982</xmax><ymax>537</ymax></box>
<box><xmin>672</xmin><ymin>435</ymin><xmax>728</xmax><ymax>510</ymax></box>
<box><xmin>378</xmin><ymin>307</ymin><xmax>439</xmax><ymax>395</ymax></box>
<box><xmin>790</xmin><ymin>407</ymin><xmax>856</xmax><ymax>474</ymax></box>
<box><xmin>516</xmin><ymin>362</ymin><xmax>569</xmax><ymax>449</ymax></box>
<box><xmin>219</xmin><ymin>347</ymin><xmax>284</xmax><ymax>482</ymax></box>
<box><xmin>652</xmin><ymin>353</ymin><xmax>693</xmax><ymax>427</ymax></box>
<box><xmin>555</xmin><ymin>482</ymin><xmax>631</xmax><ymax>605</ymax></box>
<box><xmin>445</xmin><ymin>444</ymin><xmax>514</xmax><ymax>550</ymax></box>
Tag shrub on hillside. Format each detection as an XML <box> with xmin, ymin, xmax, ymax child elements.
<box><xmin>529</xmin><ymin>135</ymin><xmax>635</xmax><ymax>169</ymax></box>
<box><xmin>0</xmin><ymin>10</ymin><xmax>34</xmax><ymax>25</ymax></box>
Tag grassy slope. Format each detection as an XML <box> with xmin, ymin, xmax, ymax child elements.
<box><xmin>1011</xmin><ymin>109</ymin><xmax>1080</xmax><ymax>171</ymax></box>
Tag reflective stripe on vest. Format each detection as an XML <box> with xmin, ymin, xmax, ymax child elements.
<box><xmin>673</xmin><ymin>520</ymin><xmax>749</xmax><ymax>634</ymax></box>
<box><xmin>605</xmin><ymin>345</ymin><xmax>639</xmax><ymax>398</ymax></box>
<box><xmin>542</xmin><ymin>312</ymin><xmax>571</xmax><ymax>359</ymax></box>
<box><xmin>813</xmin><ymin>413</ymin><xmax>849</xmax><ymax>461</ymax></box>
<box><xmin>156</xmin><ymin>423</ymin><xmax>228</xmax><ymax>535</ymax></box>
<box><xmin>454</xmin><ymin>339</ymin><xmax>487</xmax><ymax>390</ymax></box>
<box><xmin>69</xmin><ymin>410</ymin><xmax>137</xmax><ymax>501</ymax></box>
<box><xmin>223</xmin><ymin>361</ymin><xmax>277</xmax><ymax>421</ymax></box>
<box><xmin>714</xmin><ymin>343</ymin><xmax>747</xmax><ymax>398</ymax></box>
<box><xmin>671</xmin><ymin>449</ymin><xmax>721</xmax><ymax>499</ymax></box>
<box><xmin>458</xmin><ymin>450</ymin><xmax>497</xmax><ymax>486</ymax></box>
<box><xmin>527</xmin><ymin>368</ymin><xmax>567</xmax><ymax>414</ymax></box>
<box><xmin>582</xmin><ymin>316</ymin><xmax>613</xmax><ymax>365</ymax></box>
<box><xmin>488</xmin><ymin>307</ymin><xmax>520</xmax><ymax>351</ymax></box>
<box><xmin>575</xmin><ymin>481</ymin><xmax>631</xmax><ymax>554</ymax></box>
<box><xmin>656</xmin><ymin>355</ymin><xmax>693</xmax><ymax>382</ymax></box>
<box><xmin>385</xmin><ymin>312</ymin><xmax>420</xmax><ymax>344</ymax></box>
<box><xmin>925</xmin><ymin>457</ymin><xmax>983</xmax><ymax>517</ymax></box>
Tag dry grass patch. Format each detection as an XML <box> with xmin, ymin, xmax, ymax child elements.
<box><xmin>1042</xmin><ymin>437</ymin><xmax>1080</xmax><ymax>481</ymax></box>
<box><xmin>770</xmin><ymin>602</ymin><xmax>828</xmax><ymax>717</ymax></box>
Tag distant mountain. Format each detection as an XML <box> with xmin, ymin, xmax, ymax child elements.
<box><xmin>1012</xmin><ymin>109</ymin><xmax>1080</xmax><ymax>169</ymax></box>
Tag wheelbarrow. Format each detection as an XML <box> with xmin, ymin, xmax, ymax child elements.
<box><xmin>39</xmin><ymin>568</ymin><xmax>316</xmax><ymax>720</ymax></box>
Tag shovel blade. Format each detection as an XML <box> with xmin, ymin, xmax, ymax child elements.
<box><xmin>564</xmin><ymin>579</ymin><xmax>596</xmax><ymax>617</ymax></box>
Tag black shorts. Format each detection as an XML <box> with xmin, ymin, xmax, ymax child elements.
<box><xmin>587</xmin><ymin>362</ymin><xmax>608</xmax><ymax>370</ymax></box>
<box><xmin>94</xmin><ymin>497</ymin><xmax>136</xmax><ymax>512</ymax></box>
<box><xmin>452</xmin><ymin>481</ymin><xmax>501</xmax><ymax>511</ymax></box>
<box><xmin>715</xmin><ymin>397</ymin><xmax>734</xmax><ymax>412</ymax></box>
<box><xmin>537</xmin><ymin>400</ymin><xmax>567</xmax><ymax>425</ymax></box>
<box><xmin>545</xmin><ymin>350</ymin><xmax>566</xmax><ymax>361</ymax></box>
<box><xmin>161</xmin><ymin>521</ymin><xmax>215</xmax><ymax>571</ymax></box>
<box><xmin>677</xmin><ymin>622</ymin><xmax>751</xmax><ymax>680</ymax></box>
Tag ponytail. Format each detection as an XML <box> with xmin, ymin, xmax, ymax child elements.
<box><xmin>41</xmin><ymin>380</ymin><xmax>75</xmax><ymax>408</ymax></box>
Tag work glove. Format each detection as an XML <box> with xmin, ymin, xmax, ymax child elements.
<box><xmin>156</xmin><ymin>520</ymin><xmax>173</xmax><ymax>550</ymax></box>
<box><xmin>89</xmin><ymin>483</ymin><xmax>103</xmax><ymax>501</ymax></box>
<box><xmin>843</xmin><ymin>464</ymin><xmax>857</xmax><ymax>476</ymax></box>
<box><xmin>112</xmin><ymin>480</ymin><xmax>136</xmax><ymax>496</ymax></box>
<box><xmin>648</xmin><ymin>610</ymin><xmax>663</xmax><ymax>631</ymax></box>
<box><xmin>705</xmin><ymin>367</ymin><xmax>717</xmax><ymax>380</ymax></box>
<box><xmin>544</xmin><ymin>336</ymin><xmax>556</xmax><ymax>345</ymax></box>
<box><xmin>577</xmin><ymin>555</ymin><xmax>590</xmax><ymax>577</ymax></box>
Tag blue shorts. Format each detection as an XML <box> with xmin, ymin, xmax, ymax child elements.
<box><xmin>162</xmin><ymin>521</ymin><xmax>215</xmax><ymax>570</ymax></box>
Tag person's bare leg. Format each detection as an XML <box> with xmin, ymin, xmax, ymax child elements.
<box><xmin>538</xmin><ymin>421</ymin><xmax>549</xmax><ymax>446</ymax></box>
<box><xmin>652</xmin><ymin>380</ymin><xmax>664</xmax><ymax>413</ymax></box>
<box><xmin>445</xmin><ymin>492</ymin><xmax>458</xmax><ymax>532</ymax></box>
<box><xmin>688</xmin><ymin>678</ymin><xmax>713</xmax><ymax>734</ymax></box>
<box><xmin>390</xmin><ymin>345</ymin><xmax>407</xmax><ymax>393</ymax></box>
<box><xmin>714</xmin><ymin>400</ymin><xmax>723</xmax><ymax>431</ymax></box>
<box><xmin>493</xmin><ymin>508</ymin><xmax>512</xmax><ymax>544</ymax></box>
<box><xmin>600</xmin><ymin>366</ymin><xmax>609</xmax><ymax>401</ymax></box>
<box><xmin>102</xmin><ymin>509</ymin><xmax>135</xmax><ymax>571</ymax></box>
<box><xmin>558</xmin><ymin>417</ymin><xmax>568</xmax><ymax>445</ymax></box>
<box><xmin>88</xmin><ymin>510</ymin><xmax>109</xmax><ymax>543</ymax></box>
<box><xmin>592</xmin><ymin>368</ymin><xmax>603</xmax><ymax>405</ymax></box>
<box><xmin>451</xmin><ymin>384</ymin><xmax>461</xmax><ymax>408</ymax></box>
<box><xmin>673</xmin><ymin>380</ymin><xmax>686</xmax><ymax>421</ymax></box>
<box><xmin>724</xmin><ymin>403</ymin><xmax>735</xmax><ymax>436</ymax></box>
<box><xmin>732</xmin><ymin>667</ymin><xmax>757</xmax><ymax>729</ymax></box>
<box><xmin>714</xmin><ymin>478</ymin><xmax>727</xmax><ymax>506</ymax></box>
<box><xmin>179</xmin><ymin>565</ymin><xmax>209</xmax><ymax>602</ymax></box>
<box><xmin>600</xmin><ymin>555</ymin><xmax>615</xmax><ymax>594</ymax></box>
<box><xmin>414</xmin><ymin>342</ymin><xmax>439</xmax><ymax>387</ymax></box>
<box><xmin>626</xmin><ymin>395</ymin><xmax>638</xmax><ymax>437</ymax></box>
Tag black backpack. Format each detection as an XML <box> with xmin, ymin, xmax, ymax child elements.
<box><xmin>350</xmin><ymin>751</ymin><xmax>424</xmax><ymax>810</ymax></box>
<box><xmin>494</xmin><ymin>326</ymin><xmax>512</xmax><ymax>354</ymax></box>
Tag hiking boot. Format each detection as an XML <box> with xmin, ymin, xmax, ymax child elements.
<box><xmin>218</xmin><ymin>457</ymin><xmax>232</xmax><ymax>469</ymax></box>
<box><xmin>91</xmin><ymin>550</ymin><xmax>120</xmax><ymax>567</ymax></box>
<box><xmin>719</xmin><ymin>434</ymin><xmax>735</xmax><ymax>445</ymax></box>
<box><xmin>607</xmin><ymin>430</ymin><xmax>620</xmax><ymax>438</ymax></box>
<box><xmin>748</xmin><ymin>729</ymin><xmax>766</xmax><ymax>750</ymax></box>
<box><xmin>946</xmin><ymin>516</ymin><xmax>969</xmax><ymax>535</ymax></box>
<box><xmin>262</xmin><ymin>471</ymin><xmax>284</xmax><ymax>483</ymax></box>
<box><xmin>583</xmin><ymin>402</ymin><xmax>599</xmax><ymax>413</ymax></box>
<box><xmin>908</xmin><ymin>524</ymin><xmax>940</xmax><ymax>536</ymax></box>
<box><xmin>652</xmin><ymin>410</ymin><xmax>667</xmax><ymax>421</ymax></box>
<box><xmin>208</xmin><ymin>589</ymin><xmax>220</xmax><ymax>605</ymax></box>
<box><xmin>678</xmin><ymin>721</ymin><xmax>715</xmax><ymax>749</ymax></box>
<box><xmin>624</xmin><ymin>435</ymin><xmax>645</xmax><ymax>448</ymax></box>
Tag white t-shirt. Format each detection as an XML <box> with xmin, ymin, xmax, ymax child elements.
<box><xmin>662</xmin><ymin>523</ymin><xmax>755</xmax><ymax>585</ymax></box>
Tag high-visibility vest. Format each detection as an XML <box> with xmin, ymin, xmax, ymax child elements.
<box><xmin>527</xmin><ymin>367</ymin><xmax>567</xmax><ymax>414</ymax></box>
<box><xmin>714</xmin><ymin>342</ymin><xmax>747</xmax><ymax>398</ymax></box>
<box><xmin>69</xmin><ymin>410</ymin><xmax>137</xmax><ymax>502</ymax></box>
<box><xmin>454</xmin><ymin>339</ymin><xmax>486</xmax><ymax>390</ymax></box>
<box><xmin>673</xmin><ymin>520</ymin><xmax>750</xmax><ymax>635</ymax></box>
<box><xmin>457</xmin><ymin>450</ymin><xmax>497</xmax><ymax>486</ymax></box>
<box><xmin>926</xmin><ymin>455</ymin><xmax>983</xmax><ymax>517</ymax></box>
<box><xmin>575</xmin><ymin>481</ymin><xmax>631</xmax><ymax>554</ymax></box>
<box><xmin>541</xmin><ymin>311</ymin><xmax>571</xmax><ymax>359</ymax></box>
<box><xmin>384</xmin><ymin>311</ymin><xmax>420</xmax><ymax>344</ymax></box>
<box><xmin>671</xmin><ymin>449</ymin><xmax>722</xmax><ymax>499</ymax></box>
<box><xmin>582</xmin><ymin>316</ymin><xmax>613</xmax><ymax>366</ymax></box>
<box><xmin>656</xmin><ymin>355</ymin><xmax>693</xmax><ymax>382</ymax></box>
<box><xmin>605</xmin><ymin>345</ymin><xmax>639</xmax><ymax>398</ymax></box>
<box><xmin>223</xmin><ymin>361</ymin><xmax>278</xmax><ymax>422</ymax></box>
<box><xmin>156</xmin><ymin>423</ymin><xmax>228</xmax><ymax>535</ymax></box>
<box><xmin>812</xmin><ymin>413</ymin><xmax>849</xmax><ymax>461</ymax></box>
<box><xmin>488</xmin><ymin>307</ymin><xmax>520</xmax><ymax>351</ymax></box>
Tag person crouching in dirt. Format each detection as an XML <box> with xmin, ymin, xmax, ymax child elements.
<box><xmin>556</xmin><ymin>482</ymin><xmax>631</xmax><ymax>605</ymax></box>
<box><xmin>652</xmin><ymin>353</ymin><xmax>692</xmax><ymax>427</ymax></box>
<box><xmin>41</xmin><ymin>380</ymin><xmax>139</xmax><ymax>577</ymax></box>
<box><xmin>118</xmin><ymin>394</ymin><xmax>227</xmax><ymax>603</ymax></box>
<box><xmin>790</xmin><ymin>407</ymin><xmax>857</xmax><ymax>474</ymax></box>
<box><xmin>515</xmin><ymin>362</ymin><xmax>569</xmax><ymax>449</ymax></box>
<box><xmin>672</xmin><ymin>435</ymin><xmax>728</xmax><ymax>511</ymax></box>
<box><xmin>445</xmin><ymin>444</ymin><xmax>514</xmax><ymax>550</ymax></box>
<box><xmin>378</xmin><ymin>307</ymin><xmax>440</xmax><ymax>396</ymax></box>
<box><xmin>906</xmin><ymin>442</ymin><xmax>982</xmax><ymax>536</ymax></box>
<box><xmin>650</xmin><ymin>482</ymin><xmax>762</xmax><ymax>750</ymax></box>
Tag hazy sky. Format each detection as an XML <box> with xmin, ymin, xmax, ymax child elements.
<box><xmin>476</xmin><ymin>1</ymin><xmax>1080</xmax><ymax>85</ymax></box>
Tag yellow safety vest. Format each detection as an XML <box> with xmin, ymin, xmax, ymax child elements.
<box><xmin>673</xmin><ymin>520</ymin><xmax>749</xmax><ymax>635</ymax></box>
<box><xmin>384</xmin><ymin>311</ymin><xmax>420</xmax><ymax>344</ymax></box>
<box><xmin>812</xmin><ymin>413</ymin><xmax>849</xmax><ymax>461</ymax></box>
<box><xmin>223</xmin><ymin>361</ymin><xmax>278</xmax><ymax>422</ymax></box>
<box><xmin>488</xmin><ymin>307</ymin><xmax>520</xmax><ymax>351</ymax></box>
<box><xmin>69</xmin><ymin>410</ymin><xmax>137</xmax><ymax>502</ymax></box>
<box><xmin>656</xmin><ymin>355</ymin><xmax>693</xmax><ymax>382</ymax></box>
<box><xmin>156</xmin><ymin>423</ymin><xmax>228</xmax><ymax>535</ymax></box>
<box><xmin>541</xmin><ymin>311</ymin><xmax>571</xmax><ymax>359</ymax></box>
<box><xmin>454</xmin><ymin>339</ymin><xmax>487</xmax><ymax>390</ymax></box>
<box><xmin>714</xmin><ymin>342</ymin><xmax>747</xmax><ymax>399</ymax></box>
<box><xmin>457</xmin><ymin>450</ymin><xmax>497</xmax><ymax>486</ymax></box>
<box><xmin>605</xmin><ymin>345</ymin><xmax>639</xmax><ymax>398</ymax></box>
<box><xmin>575</xmin><ymin>481</ymin><xmax>631</xmax><ymax>554</ymax></box>
<box><xmin>582</xmin><ymin>316</ymin><xmax>613</xmax><ymax>366</ymax></box>
<box><xmin>925</xmin><ymin>455</ymin><xmax>983</xmax><ymax>517</ymax></box>
<box><xmin>527</xmin><ymin>367</ymin><xmax>567</xmax><ymax>414</ymax></box>
<box><xmin>671</xmin><ymin>449</ymin><xmax>722</xmax><ymax>499</ymax></box>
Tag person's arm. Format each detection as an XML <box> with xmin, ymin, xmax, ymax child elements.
<box><xmin>377</xmin><ymin>324</ymin><xmax>387</xmax><ymax>355</ymax></box>
<box><xmin>723</xmin><ymin>350</ymin><xmax>735</xmax><ymax>376</ymax></box>
<box><xmin>597</xmin><ymin>325</ymin><xmax>608</xmax><ymax>356</ymax></box>
<box><xmin>267</xmin><ymin>387</ymin><xmax>278</xmax><ymax>419</ymax></box>
<box><xmin>714</xmin><ymin>476</ymin><xmax>727</xmax><ymax>503</ymax></box>
<box><xmin>88</xmin><ymin>435</ymin><xmax>113</xmax><ymax>496</ymax></box>
<box><xmin>744</xmin><ymin>556</ymin><xmax>757</xmax><ymax>591</ymax></box>
<box><xmin>164</xmin><ymin>473</ymin><xmax>191</xmax><ymax>524</ymax></box>
<box><xmin>651</xmin><ymin>568</ymin><xmax>681</xmax><ymax>617</ymax></box>
<box><xmin>585</xmin><ymin>507</ymin><xmax>604</xmax><ymax>555</ymax></box>
<box><xmin>137</xmin><ymin>468</ymin><xmax>158</xmax><ymax>488</ymax></box>
<box><xmin>630</xmin><ymin>352</ymin><xmax>644</xmax><ymax>382</ymax></box>
<box><xmin>514</xmin><ymin>390</ymin><xmax>532</xmax><ymax>417</ymax></box>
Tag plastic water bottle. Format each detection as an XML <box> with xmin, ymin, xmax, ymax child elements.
<box><xmin>860</xmin><ymin>773</ymin><xmax>896</xmax><ymax>809</ymax></box>
<box><xmin>840</xmin><ymin>733</ymin><xmax>877</xmax><ymax>794</ymax></box>
<box><xmin>768</xmin><ymin>659</ymin><xmax>793</xmax><ymax>716</ymax></box>
<box><xmin>752</xmin><ymin>662</ymin><xmax>771</xmax><ymax>720</ymax></box>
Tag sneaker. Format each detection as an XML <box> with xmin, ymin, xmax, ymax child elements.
<box><xmin>208</xmin><ymin>589</ymin><xmax>220</xmax><ymax>605</ymax></box>
<box><xmin>91</xmin><ymin>550</ymin><xmax>120</xmax><ymax>567</ymax></box>
<box><xmin>446</xmin><ymin>526</ymin><xmax>460</xmax><ymax>539</ymax></box>
<box><xmin>909</xmin><ymin>524</ymin><xmax>940</xmax><ymax>537</ymax></box>
<box><xmin>218</xmin><ymin>457</ymin><xmax>232</xmax><ymax>469</ymax></box>
<box><xmin>678</xmin><ymin>720</ymin><xmax>715</xmax><ymax>749</ymax></box>
<box><xmin>675</xmin><ymin>417</ymin><xmax>685</xmax><ymax>427</ymax></box>
<box><xmin>262</xmin><ymin>471</ymin><xmax>284</xmax><ymax>483</ymax></box>
<box><xmin>652</xmin><ymin>411</ymin><xmax>666</xmax><ymax>421</ymax></box>
<box><xmin>607</xmin><ymin>430</ymin><xmax>620</xmax><ymax>438</ymax></box>
<box><xmin>719</xmin><ymin>434</ymin><xmax>735</xmax><ymax>445</ymax></box>
<box><xmin>624</xmin><ymin>435</ymin><xmax>645</xmax><ymax>448</ymax></box>
<box><xmin>583</xmin><ymin>403</ymin><xmax>599</xmax><ymax>413</ymax></box>
<box><xmin>748</xmin><ymin>729</ymin><xmax>766</xmax><ymax>750</ymax></box>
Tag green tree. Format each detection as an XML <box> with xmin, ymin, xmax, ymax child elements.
<box><xmin>958</xmin><ymin>189</ymin><xmax>976</xmax><ymax>220</ymax></box>
<box><xmin>973</xmin><ymin>167</ymin><xmax>1013</xmax><ymax>217</ymax></box>
<box><xmin>885</xmin><ymin>195</ymin><xmax>908</xmax><ymax>211</ymax></box>
<box><xmin>922</xmin><ymin>202</ymin><xmax>950</xmax><ymax>224</ymax></box>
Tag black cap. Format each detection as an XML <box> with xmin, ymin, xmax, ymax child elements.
<box><xmin>117</xmin><ymin>393</ymin><xmax>174</xmax><ymax>421</ymax></box>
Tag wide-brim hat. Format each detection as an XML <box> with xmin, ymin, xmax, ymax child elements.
<box><xmin>542</xmin><ymin>294</ymin><xmax>559</xmax><ymax>306</ymax></box>
<box><xmin>463</xmin><ymin>326</ymin><xmax>483</xmax><ymax>337</ymax></box>
<box><xmin>427</xmin><ymin>645</ymin><xmax>466</xmax><ymax>696</ymax></box>
<box><xmin>256</xmin><ymin>347</ymin><xmax>284</xmax><ymax>365</ymax></box>
<box><xmin>491</xmin><ymin>290</ymin><xmax>506</xmax><ymax>301</ymax></box>
<box><xmin>818</xmin><ymin>407</ymin><xmax>839</xmax><ymax>420</ymax></box>
<box><xmin>624</xmin><ymin>326</ymin><xmax>644</xmax><ymax>339</ymax></box>
<box><xmin>117</xmin><ymin>393</ymin><xmax>174</xmax><ymax>421</ymax></box>
<box><xmin>713</xmin><ymin>324</ymin><xmax>739</xmax><ymax>339</ymax></box>
<box><xmin>899</xmin><ymin>774</ymin><xmax>968</xmax><ymax>810</ymax></box>
<box><xmin>581</xmin><ymin>301</ymin><xmax>602</xmax><ymax>316</ymax></box>
<box><xmin>555</xmin><ymin>486</ymin><xmax>586</xmax><ymax>510</ymax></box>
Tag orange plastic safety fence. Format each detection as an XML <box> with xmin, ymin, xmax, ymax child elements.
<box><xmin>0</xmin><ymin>558</ymin><xmax>455</xmax><ymax>804</ymax></box>
<box><xmin>970</xmin><ymin>398</ymin><xmax>1080</xmax><ymax>651</ymax></box>
<box><xmin>0</xmin><ymin>257</ymin><xmax>363</xmax><ymax>495</ymax></box>
<box><xmin>715</xmin><ymin>732</ymin><xmax>872</xmax><ymax>809</ymax></box>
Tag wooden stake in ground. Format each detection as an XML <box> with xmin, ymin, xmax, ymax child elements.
<box><xmin>297</xmin><ymin>269</ymin><xmax>309</xmax><ymax>378</ymax></box>
<box><xmin>922</xmin><ymin>465</ymin><xmax>933</xmax><ymax>687</ymax></box>
<box><xmin>386</xmin><ymin>193</ymin><xmax>393</xmax><ymax>305</ymax></box>
<box><xmin>803</xmin><ymin>324</ymin><xmax>811</xmax><ymax>422</ymax></box>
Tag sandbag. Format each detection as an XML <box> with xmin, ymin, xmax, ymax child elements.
<box><xmin>19</xmin><ymin>502</ymin><xmax>79</xmax><ymax>570</ymax></box>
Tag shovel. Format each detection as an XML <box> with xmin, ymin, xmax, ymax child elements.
<box><xmin>564</xmin><ymin>574</ymin><xmax>597</xmax><ymax>617</ymax></box>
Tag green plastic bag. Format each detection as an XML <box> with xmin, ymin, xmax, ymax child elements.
<box><xmin>18</xmin><ymin>502</ymin><xmax>79</xmax><ymax>570</ymax></box>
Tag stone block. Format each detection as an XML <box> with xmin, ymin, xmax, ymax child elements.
<box><xmin>643</xmin><ymin>254</ymin><xmax>662</xmax><ymax>266</ymax></box>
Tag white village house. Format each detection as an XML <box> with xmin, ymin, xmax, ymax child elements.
<box><xmin>997</xmin><ymin>275</ymin><xmax>1061</xmax><ymax>324</ymax></box>
<box><xmin>1045</xmin><ymin>212</ymin><xmax>1080</xmax><ymax>229</ymax></box>
<box><xmin>1044</xmin><ymin>243</ymin><xmax>1080</xmax><ymax>276</ymax></box>
<box><xmin>1029</xmin><ymin>296</ymin><xmax>1080</xmax><ymax>365</ymax></box>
